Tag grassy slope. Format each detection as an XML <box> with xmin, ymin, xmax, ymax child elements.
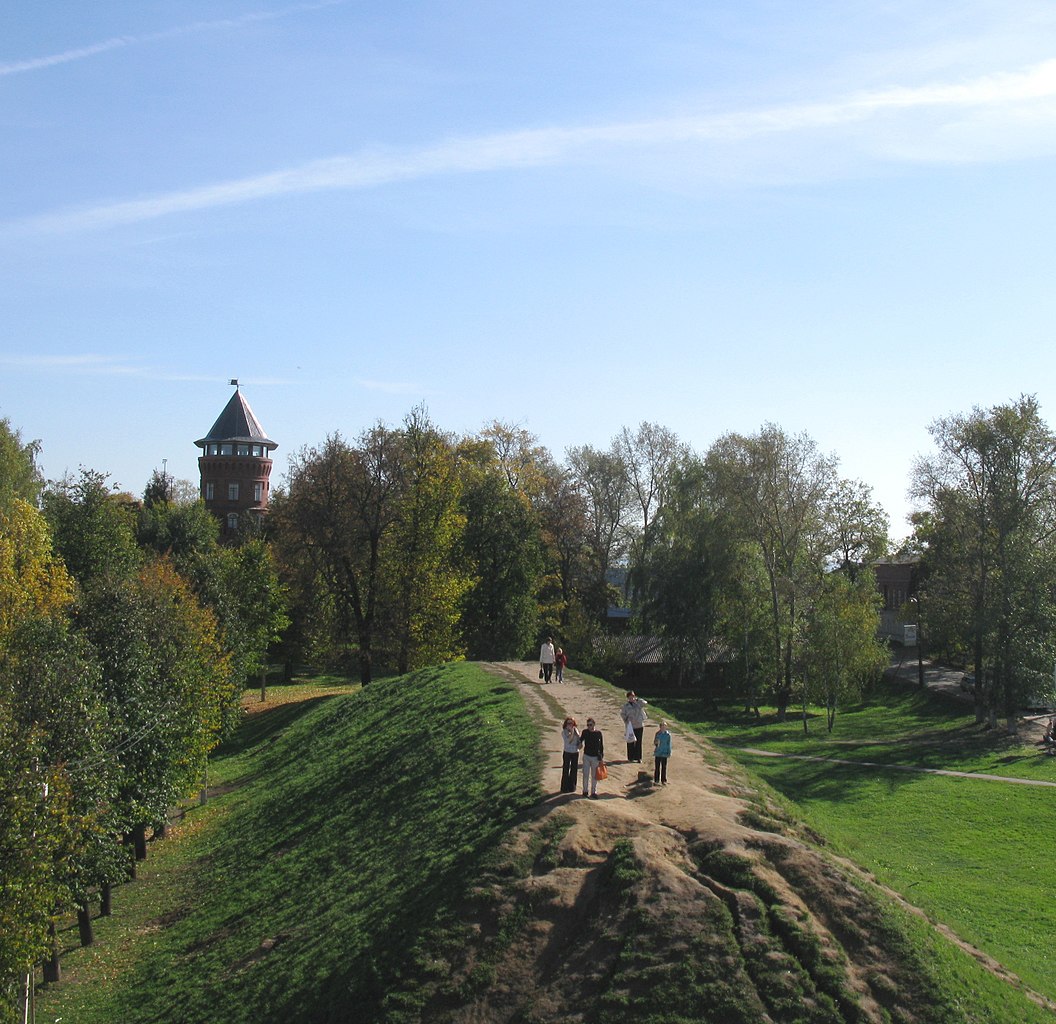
<box><xmin>653</xmin><ymin>678</ymin><xmax>1056</xmax><ymax>1002</ymax></box>
<box><xmin>37</xmin><ymin>664</ymin><xmax>540</xmax><ymax>1024</ymax></box>
<box><xmin>37</xmin><ymin>667</ymin><xmax>1053</xmax><ymax>1024</ymax></box>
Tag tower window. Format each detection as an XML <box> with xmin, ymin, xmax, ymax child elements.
<box><xmin>237</xmin><ymin>443</ymin><xmax>249</xmax><ymax>456</ymax></box>
<box><xmin>204</xmin><ymin>482</ymin><xmax>214</xmax><ymax>500</ymax></box>
<box><xmin>220</xmin><ymin>443</ymin><xmax>233</xmax><ymax>455</ymax></box>
<box><xmin>226</xmin><ymin>513</ymin><xmax>239</xmax><ymax>531</ymax></box>
<box><xmin>228</xmin><ymin>482</ymin><xmax>239</xmax><ymax>500</ymax></box>
<box><xmin>254</xmin><ymin>482</ymin><xmax>263</xmax><ymax>503</ymax></box>
<box><xmin>251</xmin><ymin>444</ymin><xmax>262</xmax><ymax>456</ymax></box>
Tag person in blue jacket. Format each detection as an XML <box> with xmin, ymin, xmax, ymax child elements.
<box><xmin>653</xmin><ymin>720</ymin><xmax>672</xmax><ymax>785</ymax></box>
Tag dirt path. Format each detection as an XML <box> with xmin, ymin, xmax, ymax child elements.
<box><xmin>466</xmin><ymin>661</ymin><xmax>1056</xmax><ymax>1021</ymax></box>
<box><xmin>729</xmin><ymin>747</ymin><xmax>1056</xmax><ymax>786</ymax></box>
<box><xmin>492</xmin><ymin>661</ymin><xmax>752</xmax><ymax>838</ymax></box>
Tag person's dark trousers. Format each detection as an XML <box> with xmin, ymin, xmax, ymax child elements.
<box><xmin>631</xmin><ymin>727</ymin><xmax>644</xmax><ymax>762</ymax></box>
<box><xmin>560</xmin><ymin>752</ymin><xmax>579</xmax><ymax>792</ymax></box>
<box><xmin>542</xmin><ymin>663</ymin><xmax>553</xmax><ymax>683</ymax></box>
<box><xmin>654</xmin><ymin>757</ymin><xmax>668</xmax><ymax>784</ymax></box>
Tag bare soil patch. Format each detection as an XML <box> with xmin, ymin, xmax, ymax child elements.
<box><xmin>419</xmin><ymin>662</ymin><xmax>1053</xmax><ymax>1023</ymax></box>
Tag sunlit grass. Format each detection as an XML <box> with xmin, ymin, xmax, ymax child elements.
<box><xmin>652</xmin><ymin>678</ymin><xmax>1056</xmax><ymax>1002</ymax></box>
<box><xmin>37</xmin><ymin>663</ymin><xmax>540</xmax><ymax>1024</ymax></box>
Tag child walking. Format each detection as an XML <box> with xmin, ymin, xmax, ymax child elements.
<box><xmin>555</xmin><ymin>647</ymin><xmax>567</xmax><ymax>682</ymax></box>
<box><xmin>653</xmin><ymin>721</ymin><xmax>672</xmax><ymax>785</ymax></box>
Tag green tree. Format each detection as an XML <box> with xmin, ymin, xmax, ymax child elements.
<box><xmin>78</xmin><ymin>560</ymin><xmax>231</xmax><ymax>850</ymax></box>
<box><xmin>913</xmin><ymin>395</ymin><xmax>1056</xmax><ymax>731</ymax></box>
<box><xmin>613</xmin><ymin>421</ymin><xmax>686</xmax><ymax>585</ymax></box>
<box><xmin>0</xmin><ymin>499</ymin><xmax>74</xmax><ymax>637</ymax></box>
<box><xmin>829</xmin><ymin>478</ymin><xmax>889</xmax><ymax>579</ymax></box>
<box><xmin>380</xmin><ymin>408</ymin><xmax>470</xmax><ymax>673</ymax></box>
<box><xmin>636</xmin><ymin>456</ymin><xmax>736</xmax><ymax>687</ymax></box>
<box><xmin>457</xmin><ymin>447</ymin><xmax>544</xmax><ymax>660</ymax></box>
<box><xmin>0</xmin><ymin>703</ymin><xmax>76</xmax><ymax>1021</ymax></box>
<box><xmin>43</xmin><ymin>469</ymin><xmax>141</xmax><ymax>590</ymax></box>
<box><xmin>272</xmin><ymin>428</ymin><xmax>403</xmax><ymax>683</ymax></box>
<box><xmin>800</xmin><ymin>570</ymin><xmax>888</xmax><ymax>732</ymax></box>
<box><xmin>706</xmin><ymin>425</ymin><xmax>839</xmax><ymax>719</ymax></box>
<box><xmin>565</xmin><ymin>442</ymin><xmax>630</xmax><ymax>611</ymax></box>
<box><xmin>0</xmin><ymin>418</ymin><xmax>44</xmax><ymax>509</ymax></box>
<box><xmin>477</xmin><ymin>420</ymin><xmax>554</xmax><ymax>501</ymax></box>
<box><xmin>535</xmin><ymin>470</ymin><xmax>593</xmax><ymax>631</ymax></box>
<box><xmin>0</xmin><ymin>619</ymin><xmax>120</xmax><ymax>948</ymax></box>
<box><xmin>137</xmin><ymin>493</ymin><xmax>219</xmax><ymax>559</ymax></box>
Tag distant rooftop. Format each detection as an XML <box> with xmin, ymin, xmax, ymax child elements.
<box><xmin>195</xmin><ymin>388</ymin><xmax>277</xmax><ymax>450</ymax></box>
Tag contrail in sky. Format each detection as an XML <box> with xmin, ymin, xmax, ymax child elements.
<box><xmin>0</xmin><ymin>1</ymin><xmax>345</xmax><ymax>76</ymax></box>
<box><xmin>8</xmin><ymin>57</ymin><xmax>1056</xmax><ymax>235</ymax></box>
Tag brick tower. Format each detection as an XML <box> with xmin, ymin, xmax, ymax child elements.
<box><xmin>195</xmin><ymin>382</ymin><xmax>277</xmax><ymax>540</ymax></box>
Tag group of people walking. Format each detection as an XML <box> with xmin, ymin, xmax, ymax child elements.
<box><xmin>559</xmin><ymin>690</ymin><xmax>673</xmax><ymax>797</ymax></box>
<box><xmin>539</xmin><ymin>637</ymin><xmax>567</xmax><ymax>683</ymax></box>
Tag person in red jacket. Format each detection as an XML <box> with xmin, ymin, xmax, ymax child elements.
<box><xmin>554</xmin><ymin>647</ymin><xmax>568</xmax><ymax>682</ymax></box>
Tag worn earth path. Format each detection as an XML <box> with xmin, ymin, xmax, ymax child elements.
<box><xmin>464</xmin><ymin>661</ymin><xmax>1056</xmax><ymax>1022</ymax></box>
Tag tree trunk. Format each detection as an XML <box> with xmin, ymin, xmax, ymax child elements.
<box><xmin>20</xmin><ymin>972</ymin><xmax>33</xmax><ymax>1024</ymax></box>
<box><xmin>133</xmin><ymin>823</ymin><xmax>148</xmax><ymax>861</ymax></box>
<box><xmin>77</xmin><ymin>902</ymin><xmax>94</xmax><ymax>947</ymax></box>
<box><xmin>154</xmin><ymin>821</ymin><xmax>168</xmax><ymax>840</ymax></box>
<box><xmin>260</xmin><ymin>670</ymin><xmax>267</xmax><ymax>702</ymax></box>
<box><xmin>100</xmin><ymin>883</ymin><xmax>112</xmax><ymax>917</ymax></box>
<box><xmin>123</xmin><ymin>832</ymin><xmax>138</xmax><ymax>879</ymax></box>
<box><xmin>42</xmin><ymin>922</ymin><xmax>61</xmax><ymax>984</ymax></box>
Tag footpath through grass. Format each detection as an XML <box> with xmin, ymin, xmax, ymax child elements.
<box><xmin>652</xmin><ymin>678</ymin><xmax>1056</xmax><ymax>1002</ymax></box>
<box><xmin>36</xmin><ymin>663</ymin><xmax>540</xmax><ymax>1024</ymax></box>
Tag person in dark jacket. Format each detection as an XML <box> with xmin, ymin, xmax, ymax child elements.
<box><xmin>579</xmin><ymin>717</ymin><xmax>604</xmax><ymax>798</ymax></box>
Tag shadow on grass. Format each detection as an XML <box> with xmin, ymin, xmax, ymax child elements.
<box><xmin>94</xmin><ymin>664</ymin><xmax>543</xmax><ymax>1024</ymax></box>
<box><xmin>214</xmin><ymin>695</ymin><xmax>343</xmax><ymax>758</ymax></box>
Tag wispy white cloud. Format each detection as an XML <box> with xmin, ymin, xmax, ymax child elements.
<box><xmin>0</xmin><ymin>353</ymin><xmax>291</xmax><ymax>385</ymax></box>
<box><xmin>9</xmin><ymin>57</ymin><xmax>1056</xmax><ymax>235</ymax></box>
<box><xmin>356</xmin><ymin>378</ymin><xmax>437</xmax><ymax>396</ymax></box>
<box><xmin>0</xmin><ymin>354</ymin><xmax>136</xmax><ymax>372</ymax></box>
<box><xmin>0</xmin><ymin>1</ymin><xmax>345</xmax><ymax>77</ymax></box>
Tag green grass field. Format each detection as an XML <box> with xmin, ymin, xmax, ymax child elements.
<box><xmin>35</xmin><ymin>664</ymin><xmax>541</xmax><ymax>1024</ymax></box>
<box><xmin>34</xmin><ymin>666</ymin><xmax>1056</xmax><ymax>1023</ymax></box>
<box><xmin>652</xmin><ymin>678</ymin><xmax>1056</xmax><ymax>1002</ymax></box>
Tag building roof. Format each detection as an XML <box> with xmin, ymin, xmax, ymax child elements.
<box><xmin>195</xmin><ymin>389</ymin><xmax>277</xmax><ymax>450</ymax></box>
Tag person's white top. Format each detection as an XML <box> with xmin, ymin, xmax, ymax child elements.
<box><xmin>540</xmin><ymin>642</ymin><xmax>556</xmax><ymax>664</ymax></box>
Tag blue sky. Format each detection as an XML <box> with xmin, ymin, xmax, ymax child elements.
<box><xmin>4</xmin><ymin>1</ymin><xmax>1056</xmax><ymax>539</ymax></box>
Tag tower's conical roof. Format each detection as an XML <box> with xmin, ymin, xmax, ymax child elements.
<box><xmin>195</xmin><ymin>389</ymin><xmax>277</xmax><ymax>450</ymax></box>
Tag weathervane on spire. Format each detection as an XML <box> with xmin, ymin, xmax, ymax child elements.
<box><xmin>230</xmin><ymin>378</ymin><xmax>239</xmax><ymax>389</ymax></box>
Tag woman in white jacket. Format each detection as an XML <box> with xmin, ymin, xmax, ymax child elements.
<box><xmin>539</xmin><ymin>636</ymin><xmax>556</xmax><ymax>683</ymax></box>
<box><xmin>620</xmin><ymin>691</ymin><xmax>648</xmax><ymax>763</ymax></box>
